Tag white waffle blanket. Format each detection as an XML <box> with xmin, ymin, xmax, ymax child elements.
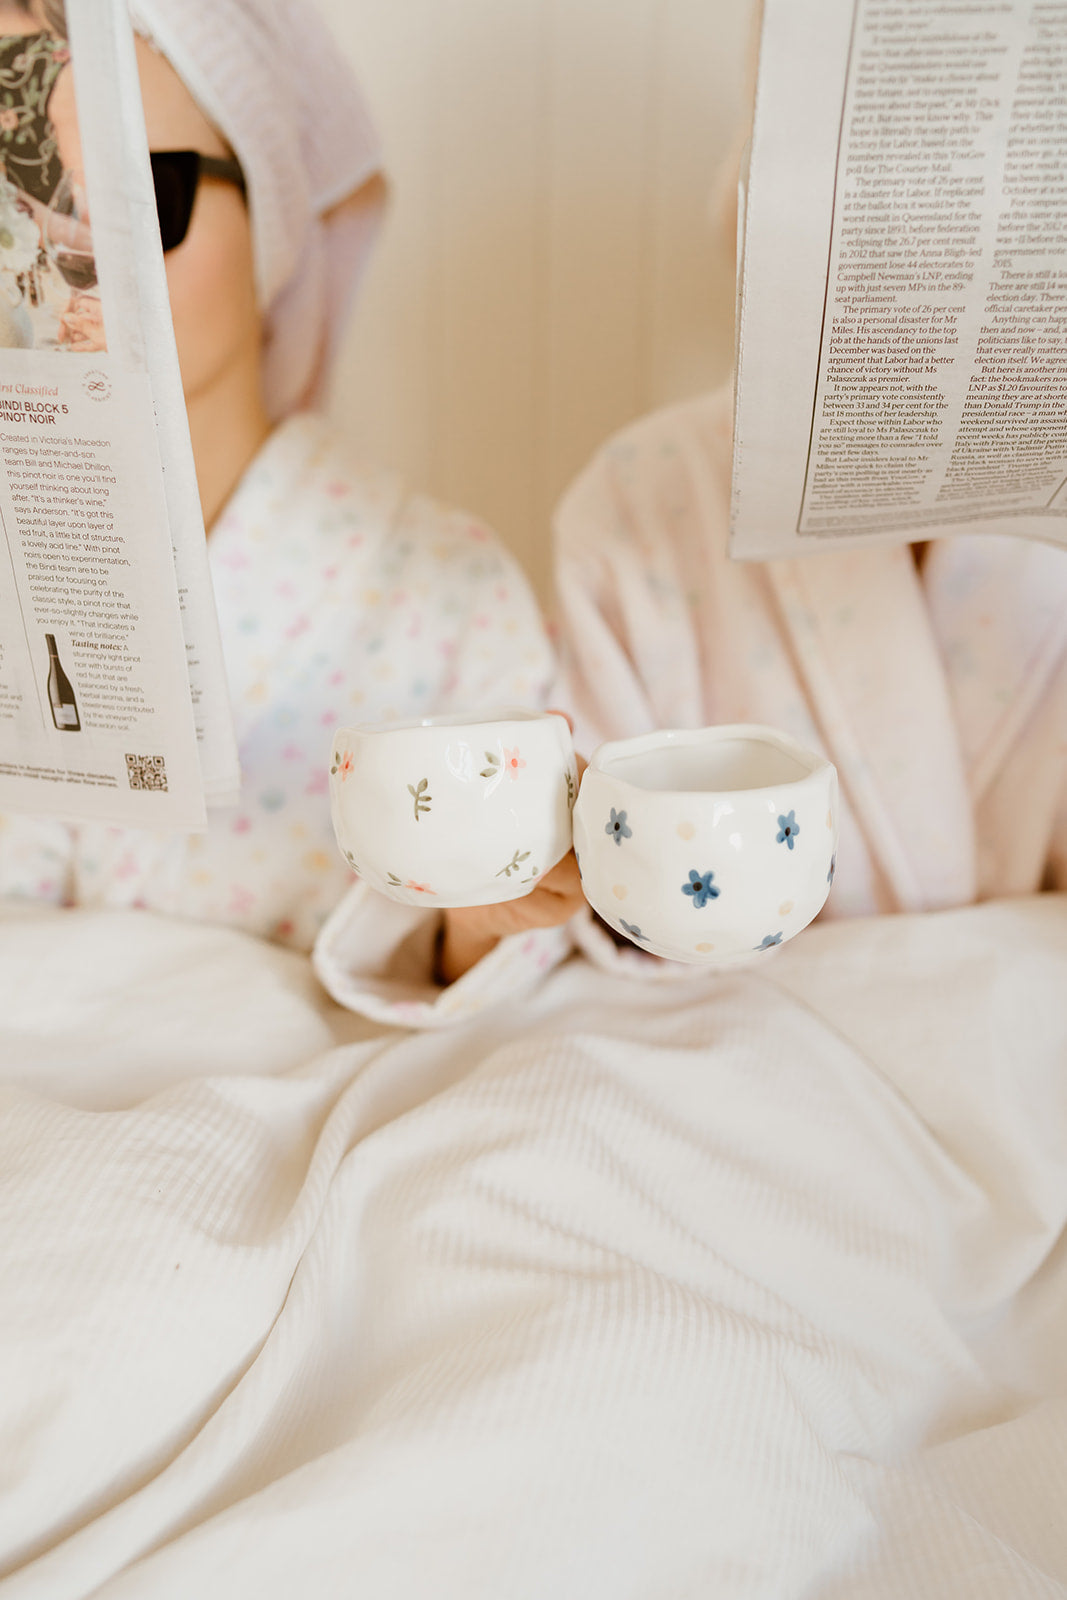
<box><xmin>1</xmin><ymin>897</ymin><xmax>1065</xmax><ymax>1599</ymax></box>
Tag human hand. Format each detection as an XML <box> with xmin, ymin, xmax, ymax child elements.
<box><xmin>437</xmin><ymin>848</ymin><xmax>586</xmax><ymax>984</ymax></box>
<box><xmin>58</xmin><ymin>293</ymin><xmax>105</xmax><ymax>352</ymax></box>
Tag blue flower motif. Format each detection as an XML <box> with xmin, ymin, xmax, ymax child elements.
<box><xmin>827</xmin><ymin>852</ymin><xmax>836</xmax><ymax>885</ymax></box>
<box><xmin>619</xmin><ymin>919</ymin><xmax>645</xmax><ymax>942</ymax></box>
<box><xmin>682</xmin><ymin>869</ymin><xmax>719</xmax><ymax>909</ymax></box>
<box><xmin>776</xmin><ymin>810</ymin><xmax>800</xmax><ymax>849</ymax></box>
<box><xmin>605</xmin><ymin>808</ymin><xmax>632</xmax><ymax>845</ymax></box>
<box><xmin>756</xmin><ymin>932</ymin><xmax>783</xmax><ymax>950</ymax></box>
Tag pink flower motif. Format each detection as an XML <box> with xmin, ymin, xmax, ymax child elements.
<box><xmin>0</xmin><ymin>109</ymin><xmax>20</xmax><ymax>133</ymax></box>
<box><xmin>114</xmin><ymin>852</ymin><xmax>140</xmax><ymax>881</ymax></box>
<box><xmin>323</xmin><ymin>565</ymin><xmax>339</xmax><ymax>581</ymax></box>
<box><xmin>391</xmin><ymin>1001</ymin><xmax>424</xmax><ymax>1022</ymax></box>
<box><xmin>305</xmin><ymin>771</ymin><xmax>329</xmax><ymax>796</ymax></box>
<box><xmin>284</xmin><ymin>615</ymin><xmax>310</xmax><ymax>640</ymax></box>
<box><xmin>228</xmin><ymin>885</ymin><xmax>256</xmax><ymax>915</ymax></box>
<box><xmin>473</xmin><ymin>613</ymin><xmax>490</xmax><ymax>629</ymax></box>
<box><xmin>281</xmin><ymin>743</ymin><xmax>303</xmax><ymax>762</ymax></box>
<box><xmin>326</xmin><ymin>479</ymin><xmax>349</xmax><ymax>498</ymax></box>
<box><xmin>405</xmin><ymin>879</ymin><xmax>435</xmax><ymax>895</ymax></box>
<box><xmin>232</xmin><ymin>815</ymin><xmax>252</xmax><ymax>833</ymax></box>
<box><xmin>275</xmin><ymin>579</ymin><xmax>297</xmax><ymax>599</ymax></box>
<box><xmin>327</xmin><ymin>669</ymin><xmax>344</xmax><ymax>685</ymax></box>
<box><xmin>334</xmin><ymin>750</ymin><xmax>354</xmax><ymax>781</ymax></box>
<box><xmin>503</xmin><ymin>747</ymin><xmax>525</xmax><ymax>779</ymax></box>
<box><xmin>468</xmin><ymin>523</ymin><xmax>489</xmax><ymax>542</ymax></box>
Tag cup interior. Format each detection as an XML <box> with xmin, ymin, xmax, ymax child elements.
<box><xmin>601</xmin><ymin>735</ymin><xmax>812</xmax><ymax>794</ymax></box>
<box><xmin>337</xmin><ymin>706</ymin><xmax>557</xmax><ymax>738</ymax></box>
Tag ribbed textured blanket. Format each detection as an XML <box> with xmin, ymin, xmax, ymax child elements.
<box><xmin>1</xmin><ymin>898</ymin><xmax>1064</xmax><ymax>1598</ymax></box>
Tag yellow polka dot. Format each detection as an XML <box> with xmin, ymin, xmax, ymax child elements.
<box><xmin>696</xmin><ymin>942</ymin><xmax>714</xmax><ymax>953</ymax></box>
<box><xmin>290</xmin><ymin>822</ymin><xmax>307</xmax><ymax>839</ymax></box>
<box><xmin>826</xmin><ymin>809</ymin><xmax>833</xmax><ymax>828</ymax></box>
<box><xmin>778</xmin><ymin>899</ymin><xmax>794</xmax><ymax>916</ymax></box>
<box><xmin>612</xmin><ymin>884</ymin><xmax>628</xmax><ymax>900</ymax></box>
<box><xmin>191</xmin><ymin>869</ymin><xmax>212</xmax><ymax>886</ymax></box>
<box><xmin>363</xmin><ymin>589</ymin><xmax>382</xmax><ymax>607</ymax></box>
<box><xmin>676</xmin><ymin>821</ymin><xmax>695</xmax><ymax>840</ymax></box>
<box><xmin>304</xmin><ymin>850</ymin><xmax>332</xmax><ymax>872</ymax></box>
<box><xmin>246</xmin><ymin>681</ymin><xmax>268</xmax><ymax>704</ymax></box>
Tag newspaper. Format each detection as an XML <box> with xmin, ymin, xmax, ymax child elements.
<box><xmin>0</xmin><ymin>0</ymin><xmax>238</xmax><ymax>827</ymax></box>
<box><xmin>731</xmin><ymin>0</ymin><xmax>1067</xmax><ymax>561</ymax></box>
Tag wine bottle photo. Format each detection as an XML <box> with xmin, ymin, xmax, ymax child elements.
<box><xmin>45</xmin><ymin>633</ymin><xmax>81</xmax><ymax>732</ymax></box>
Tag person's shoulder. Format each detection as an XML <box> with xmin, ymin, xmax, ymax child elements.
<box><xmin>607</xmin><ymin>386</ymin><xmax>732</xmax><ymax>460</ymax></box>
<box><xmin>555</xmin><ymin>385</ymin><xmax>733</xmax><ymax>556</ymax></box>
<box><xmin>393</xmin><ymin>489</ymin><xmax>520</xmax><ymax>577</ymax></box>
<box><xmin>263</xmin><ymin>416</ymin><xmax>524</xmax><ymax>582</ymax></box>
<box><xmin>262</xmin><ymin>414</ymin><xmax>405</xmax><ymax>531</ymax></box>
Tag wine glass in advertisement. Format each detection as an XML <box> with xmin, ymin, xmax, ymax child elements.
<box><xmin>42</xmin><ymin>168</ymin><xmax>97</xmax><ymax>291</ymax></box>
<box><xmin>38</xmin><ymin>168</ymin><xmax>106</xmax><ymax>349</ymax></box>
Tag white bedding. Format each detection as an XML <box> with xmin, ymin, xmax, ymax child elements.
<box><xmin>1</xmin><ymin>897</ymin><xmax>1065</xmax><ymax>1598</ymax></box>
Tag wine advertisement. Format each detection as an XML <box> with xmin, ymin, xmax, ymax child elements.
<box><xmin>0</xmin><ymin>0</ymin><xmax>237</xmax><ymax>827</ymax></box>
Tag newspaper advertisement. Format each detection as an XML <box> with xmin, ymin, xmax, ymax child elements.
<box><xmin>0</xmin><ymin>0</ymin><xmax>238</xmax><ymax>826</ymax></box>
<box><xmin>732</xmin><ymin>0</ymin><xmax>1067</xmax><ymax>560</ymax></box>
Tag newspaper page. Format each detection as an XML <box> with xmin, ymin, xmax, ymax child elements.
<box><xmin>0</xmin><ymin>0</ymin><xmax>238</xmax><ymax>826</ymax></box>
<box><xmin>731</xmin><ymin>0</ymin><xmax>1067</xmax><ymax>560</ymax></box>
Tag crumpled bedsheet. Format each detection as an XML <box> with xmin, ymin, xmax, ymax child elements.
<box><xmin>0</xmin><ymin>896</ymin><xmax>1065</xmax><ymax>1599</ymax></box>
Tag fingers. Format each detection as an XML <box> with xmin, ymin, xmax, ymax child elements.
<box><xmin>534</xmin><ymin>851</ymin><xmax>583</xmax><ymax>900</ymax></box>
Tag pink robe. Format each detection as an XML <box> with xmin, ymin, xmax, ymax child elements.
<box><xmin>553</xmin><ymin>386</ymin><xmax>1067</xmax><ymax>919</ymax></box>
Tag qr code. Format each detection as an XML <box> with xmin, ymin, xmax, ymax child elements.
<box><xmin>125</xmin><ymin>753</ymin><xmax>168</xmax><ymax>792</ymax></box>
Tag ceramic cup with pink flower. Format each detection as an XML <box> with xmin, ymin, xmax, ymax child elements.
<box><xmin>328</xmin><ymin>708</ymin><xmax>578</xmax><ymax>908</ymax></box>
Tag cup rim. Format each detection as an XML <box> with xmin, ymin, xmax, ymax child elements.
<box><xmin>585</xmin><ymin>722</ymin><xmax>831</xmax><ymax>801</ymax></box>
<box><xmin>332</xmin><ymin>706</ymin><xmax>570</xmax><ymax>739</ymax></box>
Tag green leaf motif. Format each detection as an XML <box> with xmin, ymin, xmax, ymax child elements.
<box><xmin>480</xmin><ymin>750</ymin><xmax>502</xmax><ymax>779</ymax></box>
<box><xmin>496</xmin><ymin>848</ymin><xmax>531</xmax><ymax>879</ymax></box>
<box><xmin>407</xmin><ymin>777</ymin><xmax>432</xmax><ymax>820</ymax></box>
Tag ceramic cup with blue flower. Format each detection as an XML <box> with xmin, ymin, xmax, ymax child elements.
<box><xmin>329</xmin><ymin>707</ymin><xmax>578</xmax><ymax>908</ymax></box>
<box><xmin>572</xmin><ymin>724</ymin><xmax>839</xmax><ymax>964</ymax></box>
